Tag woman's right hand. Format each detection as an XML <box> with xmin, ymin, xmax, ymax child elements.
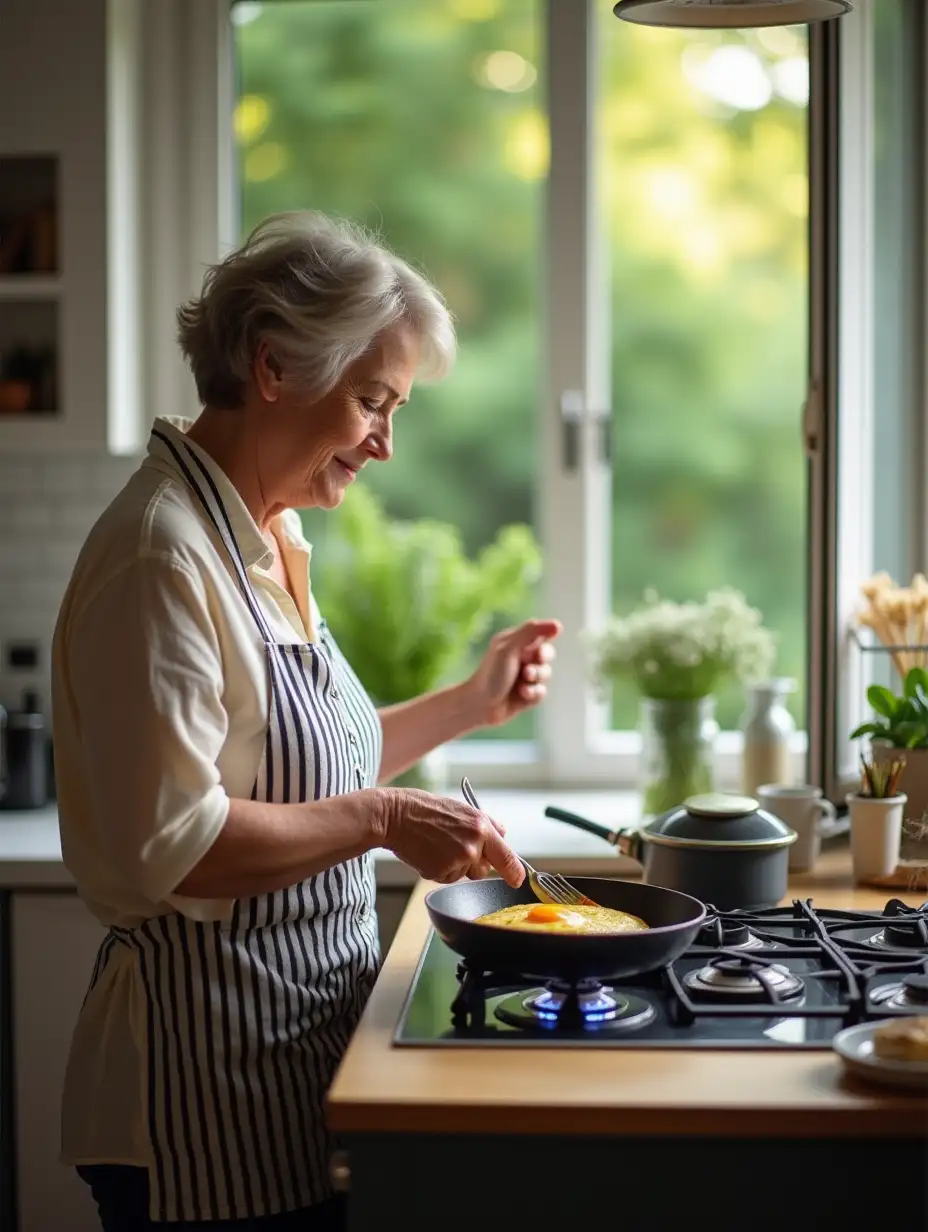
<box><xmin>378</xmin><ymin>788</ymin><xmax>525</xmax><ymax>887</ymax></box>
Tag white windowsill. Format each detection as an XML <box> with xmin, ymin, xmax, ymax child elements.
<box><xmin>444</xmin><ymin>730</ymin><xmax>810</xmax><ymax>789</ymax></box>
<box><xmin>375</xmin><ymin>786</ymin><xmax>647</xmax><ymax>886</ymax></box>
<box><xmin>0</xmin><ymin>796</ymin><xmax>644</xmax><ymax>890</ymax></box>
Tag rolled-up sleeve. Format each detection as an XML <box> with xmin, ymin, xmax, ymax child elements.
<box><xmin>68</xmin><ymin>552</ymin><xmax>230</xmax><ymax>905</ymax></box>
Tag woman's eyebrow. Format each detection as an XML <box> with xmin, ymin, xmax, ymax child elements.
<box><xmin>369</xmin><ymin>379</ymin><xmax>406</xmax><ymax>404</ymax></box>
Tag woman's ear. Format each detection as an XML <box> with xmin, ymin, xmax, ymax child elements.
<box><xmin>254</xmin><ymin>341</ymin><xmax>283</xmax><ymax>401</ymax></box>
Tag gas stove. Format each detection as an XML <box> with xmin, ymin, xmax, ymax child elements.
<box><xmin>394</xmin><ymin>897</ymin><xmax>928</xmax><ymax>1049</ymax></box>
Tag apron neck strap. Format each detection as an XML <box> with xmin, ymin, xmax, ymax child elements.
<box><xmin>151</xmin><ymin>428</ymin><xmax>274</xmax><ymax>644</ymax></box>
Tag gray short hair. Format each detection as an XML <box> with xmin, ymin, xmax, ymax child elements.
<box><xmin>177</xmin><ymin>212</ymin><xmax>456</xmax><ymax>409</ymax></box>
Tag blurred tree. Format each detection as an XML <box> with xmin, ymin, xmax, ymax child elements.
<box><xmin>234</xmin><ymin>0</ymin><xmax>807</xmax><ymax>733</ymax></box>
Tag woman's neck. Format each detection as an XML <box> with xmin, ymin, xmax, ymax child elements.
<box><xmin>185</xmin><ymin>405</ymin><xmax>282</xmax><ymax>533</ymax></box>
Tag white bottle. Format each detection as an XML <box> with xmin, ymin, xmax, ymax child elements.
<box><xmin>740</xmin><ymin>679</ymin><xmax>796</xmax><ymax>794</ymax></box>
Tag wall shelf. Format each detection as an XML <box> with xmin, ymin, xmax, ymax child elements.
<box><xmin>0</xmin><ymin>276</ymin><xmax>61</xmax><ymax>301</ymax></box>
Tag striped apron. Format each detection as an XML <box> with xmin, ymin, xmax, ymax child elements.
<box><xmin>95</xmin><ymin>433</ymin><xmax>382</xmax><ymax>1222</ymax></box>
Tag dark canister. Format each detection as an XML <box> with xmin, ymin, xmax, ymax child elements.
<box><xmin>0</xmin><ymin>698</ymin><xmax>7</xmax><ymax>804</ymax></box>
<box><xmin>1</xmin><ymin>689</ymin><xmax>48</xmax><ymax>810</ymax></box>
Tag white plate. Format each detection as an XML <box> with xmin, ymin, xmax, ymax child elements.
<box><xmin>833</xmin><ymin>1020</ymin><xmax>928</xmax><ymax>1091</ymax></box>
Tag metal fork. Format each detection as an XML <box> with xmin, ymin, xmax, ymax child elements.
<box><xmin>460</xmin><ymin>777</ymin><xmax>600</xmax><ymax>907</ymax></box>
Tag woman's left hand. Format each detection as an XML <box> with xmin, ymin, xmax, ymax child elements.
<box><xmin>466</xmin><ymin>619</ymin><xmax>562</xmax><ymax>729</ymax></box>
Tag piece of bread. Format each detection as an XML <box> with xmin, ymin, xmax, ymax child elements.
<box><xmin>872</xmin><ymin>1016</ymin><xmax>928</xmax><ymax>1062</ymax></box>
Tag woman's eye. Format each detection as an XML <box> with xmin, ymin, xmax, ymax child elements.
<box><xmin>360</xmin><ymin>398</ymin><xmax>381</xmax><ymax>415</ymax></box>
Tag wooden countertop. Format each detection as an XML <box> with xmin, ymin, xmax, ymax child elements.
<box><xmin>327</xmin><ymin>850</ymin><xmax>928</xmax><ymax>1139</ymax></box>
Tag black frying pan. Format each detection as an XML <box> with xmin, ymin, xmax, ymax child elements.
<box><xmin>425</xmin><ymin>876</ymin><xmax>707</xmax><ymax>981</ymax></box>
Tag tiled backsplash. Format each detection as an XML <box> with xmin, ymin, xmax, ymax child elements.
<box><xmin>0</xmin><ymin>451</ymin><xmax>141</xmax><ymax>716</ymax></box>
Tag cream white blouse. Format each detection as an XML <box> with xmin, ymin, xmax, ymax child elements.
<box><xmin>51</xmin><ymin>417</ymin><xmax>331</xmax><ymax>1166</ymax></box>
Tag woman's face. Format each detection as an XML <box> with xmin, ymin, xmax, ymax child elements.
<box><xmin>254</xmin><ymin>325</ymin><xmax>420</xmax><ymax>512</ymax></box>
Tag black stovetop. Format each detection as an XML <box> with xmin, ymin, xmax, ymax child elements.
<box><xmin>394</xmin><ymin>897</ymin><xmax>928</xmax><ymax>1049</ymax></box>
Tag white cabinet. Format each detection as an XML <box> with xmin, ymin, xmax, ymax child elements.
<box><xmin>0</xmin><ymin>0</ymin><xmax>232</xmax><ymax>458</ymax></box>
<box><xmin>12</xmin><ymin>893</ymin><xmax>104</xmax><ymax>1232</ymax></box>
<box><xmin>0</xmin><ymin>0</ymin><xmax>142</xmax><ymax>456</ymax></box>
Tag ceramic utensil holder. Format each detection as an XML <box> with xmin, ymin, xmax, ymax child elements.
<box><xmin>846</xmin><ymin>793</ymin><xmax>907</xmax><ymax>883</ymax></box>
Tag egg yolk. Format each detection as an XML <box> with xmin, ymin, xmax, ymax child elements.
<box><xmin>525</xmin><ymin>904</ymin><xmax>585</xmax><ymax>926</ymax></box>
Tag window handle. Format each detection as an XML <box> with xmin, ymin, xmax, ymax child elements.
<box><xmin>599</xmin><ymin>410</ymin><xmax>612</xmax><ymax>464</ymax></box>
<box><xmin>802</xmin><ymin>380</ymin><xmax>823</xmax><ymax>457</ymax></box>
<box><xmin>560</xmin><ymin>390</ymin><xmax>583</xmax><ymax>470</ymax></box>
<box><xmin>559</xmin><ymin>391</ymin><xmax>611</xmax><ymax>470</ymax></box>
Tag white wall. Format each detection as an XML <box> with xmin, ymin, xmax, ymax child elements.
<box><xmin>0</xmin><ymin>454</ymin><xmax>140</xmax><ymax>717</ymax></box>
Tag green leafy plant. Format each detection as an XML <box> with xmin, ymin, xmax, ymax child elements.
<box><xmin>851</xmin><ymin>667</ymin><xmax>928</xmax><ymax>749</ymax></box>
<box><xmin>313</xmin><ymin>485</ymin><xmax>542</xmax><ymax>704</ymax></box>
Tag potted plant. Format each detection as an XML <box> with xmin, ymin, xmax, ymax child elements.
<box><xmin>846</xmin><ymin>755</ymin><xmax>907</xmax><ymax>884</ymax></box>
<box><xmin>313</xmin><ymin>485</ymin><xmax>542</xmax><ymax>789</ymax></box>
<box><xmin>850</xmin><ymin>666</ymin><xmax>928</xmax><ymax>823</ymax></box>
<box><xmin>586</xmin><ymin>588</ymin><xmax>776</xmax><ymax>817</ymax></box>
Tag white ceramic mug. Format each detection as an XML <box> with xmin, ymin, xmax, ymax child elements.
<box><xmin>757</xmin><ymin>784</ymin><xmax>837</xmax><ymax>872</ymax></box>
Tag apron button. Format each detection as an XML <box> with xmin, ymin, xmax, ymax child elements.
<box><xmin>348</xmin><ymin>732</ymin><xmax>358</xmax><ymax>745</ymax></box>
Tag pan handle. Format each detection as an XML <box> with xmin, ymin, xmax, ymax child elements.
<box><xmin>544</xmin><ymin>806</ymin><xmax>644</xmax><ymax>863</ymax></box>
<box><xmin>544</xmin><ymin>805</ymin><xmax>620</xmax><ymax>844</ymax></box>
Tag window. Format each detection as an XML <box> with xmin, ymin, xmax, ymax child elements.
<box><xmin>599</xmin><ymin>20</ymin><xmax>809</xmax><ymax>738</ymax></box>
<box><xmin>194</xmin><ymin>0</ymin><xmax>925</xmax><ymax>791</ymax></box>
<box><xmin>232</xmin><ymin>0</ymin><xmax>543</xmax><ymax>744</ymax></box>
<box><xmin>809</xmin><ymin>0</ymin><xmax>926</xmax><ymax>801</ymax></box>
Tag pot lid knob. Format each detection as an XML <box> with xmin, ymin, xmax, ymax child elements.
<box><xmin>684</xmin><ymin>792</ymin><xmax>758</xmax><ymax>818</ymax></box>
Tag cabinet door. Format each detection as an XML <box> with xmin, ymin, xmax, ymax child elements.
<box><xmin>12</xmin><ymin>893</ymin><xmax>103</xmax><ymax>1232</ymax></box>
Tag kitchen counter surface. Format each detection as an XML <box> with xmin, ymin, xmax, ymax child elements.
<box><xmin>0</xmin><ymin>791</ymin><xmax>647</xmax><ymax>888</ymax></box>
<box><xmin>327</xmin><ymin>850</ymin><xmax>928</xmax><ymax>1139</ymax></box>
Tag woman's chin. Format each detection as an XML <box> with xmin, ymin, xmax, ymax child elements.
<box><xmin>308</xmin><ymin>483</ymin><xmax>347</xmax><ymax>511</ymax></box>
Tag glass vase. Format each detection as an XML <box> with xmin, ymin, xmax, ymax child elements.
<box><xmin>639</xmin><ymin>696</ymin><xmax>718</xmax><ymax>818</ymax></box>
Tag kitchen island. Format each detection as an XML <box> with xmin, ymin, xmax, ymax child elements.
<box><xmin>328</xmin><ymin>851</ymin><xmax>928</xmax><ymax>1231</ymax></box>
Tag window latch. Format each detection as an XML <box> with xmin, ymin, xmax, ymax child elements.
<box><xmin>802</xmin><ymin>380</ymin><xmax>823</xmax><ymax>457</ymax></box>
<box><xmin>559</xmin><ymin>391</ymin><xmax>611</xmax><ymax>471</ymax></box>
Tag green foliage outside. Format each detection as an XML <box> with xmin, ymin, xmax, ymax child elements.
<box><xmin>234</xmin><ymin>0</ymin><xmax>808</xmax><ymax>736</ymax></box>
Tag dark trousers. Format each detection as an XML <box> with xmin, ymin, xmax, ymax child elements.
<box><xmin>77</xmin><ymin>1166</ymin><xmax>346</xmax><ymax>1231</ymax></box>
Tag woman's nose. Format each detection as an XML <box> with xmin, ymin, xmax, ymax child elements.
<box><xmin>365</xmin><ymin>426</ymin><xmax>393</xmax><ymax>462</ymax></box>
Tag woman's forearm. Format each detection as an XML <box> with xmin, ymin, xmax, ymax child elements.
<box><xmin>377</xmin><ymin>681</ymin><xmax>483</xmax><ymax>783</ymax></box>
<box><xmin>174</xmin><ymin>789</ymin><xmax>386</xmax><ymax>899</ymax></box>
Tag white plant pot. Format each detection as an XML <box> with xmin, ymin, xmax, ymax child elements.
<box><xmin>846</xmin><ymin>792</ymin><xmax>907</xmax><ymax>883</ymax></box>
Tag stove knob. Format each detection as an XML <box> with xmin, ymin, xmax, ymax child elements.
<box><xmin>330</xmin><ymin>1150</ymin><xmax>351</xmax><ymax>1193</ymax></box>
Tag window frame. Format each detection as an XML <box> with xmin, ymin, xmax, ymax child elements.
<box><xmin>150</xmin><ymin>0</ymin><xmax>925</xmax><ymax>794</ymax></box>
<box><xmin>809</xmin><ymin>0</ymin><xmax>928</xmax><ymax>805</ymax></box>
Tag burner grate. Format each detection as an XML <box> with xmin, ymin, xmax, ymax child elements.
<box><xmin>445</xmin><ymin>898</ymin><xmax>928</xmax><ymax>1035</ymax></box>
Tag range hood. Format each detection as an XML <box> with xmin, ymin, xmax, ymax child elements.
<box><xmin>614</xmin><ymin>0</ymin><xmax>852</xmax><ymax>28</ymax></box>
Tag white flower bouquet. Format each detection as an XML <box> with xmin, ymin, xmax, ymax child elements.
<box><xmin>588</xmin><ymin>587</ymin><xmax>776</xmax><ymax>701</ymax></box>
<box><xmin>587</xmin><ymin>588</ymin><xmax>777</xmax><ymax>814</ymax></box>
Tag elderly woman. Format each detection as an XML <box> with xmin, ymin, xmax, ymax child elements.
<box><xmin>51</xmin><ymin>212</ymin><xmax>559</xmax><ymax>1232</ymax></box>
